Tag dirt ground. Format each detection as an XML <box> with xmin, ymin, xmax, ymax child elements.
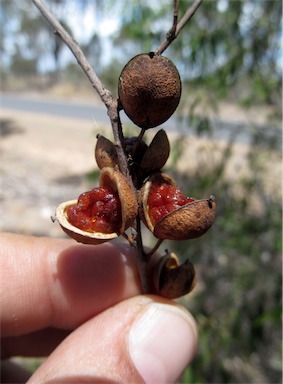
<box><xmin>1</xmin><ymin>108</ymin><xmax>105</xmax><ymax>236</ymax></box>
<box><xmin>1</xmin><ymin>106</ymin><xmax>281</xmax><ymax>238</ymax></box>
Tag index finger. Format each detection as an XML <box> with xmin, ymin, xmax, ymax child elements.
<box><xmin>0</xmin><ymin>233</ymin><xmax>141</xmax><ymax>337</ymax></box>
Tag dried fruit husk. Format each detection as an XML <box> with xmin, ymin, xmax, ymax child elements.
<box><xmin>141</xmin><ymin>129</ymin><xmax>170</xmax><ymax>172</ymax></box>
<box><xmin>138</xmin><ymin>173</ymin><xmax>177</xmax><ymax>233</ymax></box>
<box><xmin>139</xmin><ymin>172</ymin><xmax>216</xmax><ymax>240</ymax></box>
<box><xmin>55</xmin><ymin>200</ymin><xmax>118</xmax><ymax>245</ymax></box>
<box><xmin>95</xmin><ymin>135</ymin><xmax>118</xmax><ymax>169</ymax></box>
<box><xmin>55</xmin><ymin>167</ymin><xmax>138</xmax><ymax>245</ymax></box>
<box><xmin>122</xmin><ymin>136</ymin><xmax>148</xmax><ymax>188</ymax></box>
<box><xmin>123</xmin><ymin>136</ymin><xmax>148</xmax><ymax>168</ymax></box>
<box><xmin>154</xmin><ymin>198</ymin><xmax>216</xmax><ymax>240</ymax></box>
<box><xmin>118</xmin><ymin>53</ymin><xmax>182</xmax><ymax>129</ymax></box>
<box><xmin>153</xmin><ymin>253</ymin><xmax>196</xmax><ymax>299</ymax></box>
<box><xmin>99</xmin><ymin>168</ymin><xmax>138</xmax><ymax>233</ymax></box>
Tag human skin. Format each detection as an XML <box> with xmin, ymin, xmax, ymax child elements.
<box><xmin>1</xmin><ymin>233</ymin><xmax>198</xmax><ymax>383</ymax></box>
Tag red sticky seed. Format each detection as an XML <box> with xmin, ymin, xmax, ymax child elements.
<box><xmin>148</xmin><ymin>183</ymin><xmax>195</xmax><ymax>225</ymax></box>
<box><xmin>66</xmin><ymin>186</ymin><xmax>122</xmax><ymax>233</ymax></box>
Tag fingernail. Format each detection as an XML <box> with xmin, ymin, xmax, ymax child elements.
<box><xmin>128</xmin><ymin>302</ymin><xmax>197</xmax><ymax>384</ymax></box>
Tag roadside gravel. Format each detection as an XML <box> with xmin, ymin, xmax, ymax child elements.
<box><xmin>1</xmin><ymin>108</ymin><xmax>104</xmax><ymax>236</ymax></box>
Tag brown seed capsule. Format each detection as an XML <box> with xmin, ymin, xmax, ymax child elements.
<box><xmin>139</xmin><ymin>173</ymin><xmax>216</xmax><ymax>240</ymax></box>
<box><xmin>118</xmin><ymin>53</ymin><xmax>182</xmax><ymax>129</ymax></box>
<box><xmin>153</xmin><ymin>252</ymin><xmax>196</xmax><ymax>299</ymax></box>
<box><xmin>95</xmin><ymin>134</ymin><xmax>118</xmax><ymax>169</ymax></box>
<box><xmin>123</xmin><ymin>136</ymin><xmax>148</xmax><ymax>167</ymax></box>
<box><xmin>141</xmin><ymin>129</ymin><xmax>170</xmax><ymax>172</ymax></box>
<box><xmin>55</xmin><ymin>167</ymin><xmax>138</xmax><ymax>245</ymax></box>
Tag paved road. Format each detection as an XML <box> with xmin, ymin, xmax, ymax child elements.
<box><xmin>1</xmin><ymin>93</ymin><xmax>108</xmax><ymax>122</ymax></box>
<box><xmin>1</xmin><ymin>93</ymin><xmax>281</xmax><ymax>147</ymax></box>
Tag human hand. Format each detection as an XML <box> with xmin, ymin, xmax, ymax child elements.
<box><xmin>1</xmin><ymin>233</ymin><xmax>198</xmax><ymax>383</ymax></box>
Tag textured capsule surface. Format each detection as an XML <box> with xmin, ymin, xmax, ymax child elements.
<box><xmin>55</xmin><ymin>167</ymin><xmax>138</xmax><ymax>245</ymax></box>
<box><xmin>139</xmin><ymin>173</ymin><xmax>216</xmax><ymax>240</ymax></box>
<box><xmin>118</xmin><ymin>53</ymin><xmax>181</xmax><ymax>128</ymax></box>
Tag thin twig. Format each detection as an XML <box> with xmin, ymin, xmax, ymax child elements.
<box><xmin>122</xmin><ymin>232</ymin><xmax>135</xmax><ymax>246</ymax></box>
<box><xmin>147</xmin><ymin>238</ymin><xmax>164</xmax><ymax>258</ymax></box>
<box><xmin>155</xmin><ymin>0</ymin><xmax>202</xmax><ymax>55</ymax></box>
<box><xmin>137</xmin><ymin>127</ymin><xmax>146</xmax><ymax>142</ymax></box>
<box><xmin>31</xmin><ymin>0</ymin><xmax>112</xmax><ymax>107</ymax></box>
<box><xmin>108</xmin><ymin>102</ymin><xmax>130</xmax><ymax>178</ymax></box>
<box><xmin>135</xmin><ymin>218</ymin><xmax>151</xmax><ymax>294</ymax></box>
<box><xmin>31</xmin><ymin>0</ymin><xmax>130</xmax><ymax>179</ymax></box>
<box><xmin>173</xmin><ymin>0</ymin><xmax>179</xmax><ymax>28</ymax></box>
<box><xmin>166</xmin><ymin>0</ymin><xmax>179</xmax><ymax>42</ymax></box>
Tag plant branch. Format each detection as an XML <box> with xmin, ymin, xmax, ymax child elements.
<box><xmin>32</xmin><ymin>0</ymin><xmax>204</xmax><ymax>298</ymax></box>
<box><xmin>147</xmin><ymin>238</ymin><xmax>164</xmax><ymax>258</ymax></box>
<box><xmin>155</xmin><ymin>0</ymin><xmax>202</xmax><ymax>55</ymax></box>
<box><xmin>31</xmin><ymin>0</ymin><xmax>151</xmax><ymax>291</ymax></box>
<box><xmin>166</xmin><ymin>0</ymin><xmax>179</xmax><ymax>42</ymax></box>
<box><xmin>107</xmin><ymin>102</ymin><xmax>130</xmax><ymax>178</ymax></box>
<box><xmin>135</xmin><ymin>217</ymin><xmax>151</xmax><ymax>294</ymax></box>
<box><xmin>31</xmin><ymin>0</ymin><xmax>112</xmax><ymax>107</ymax></box>
<box><xmin>31</xmin><ymin>0</ymin><xmax>130</xmax><ymax>178</ymax></box>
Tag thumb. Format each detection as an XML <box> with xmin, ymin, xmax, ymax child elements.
<box><xmin>28</xmin><ymin>296</ymin><xmax>198</xmax><ymax>384</ymax></box>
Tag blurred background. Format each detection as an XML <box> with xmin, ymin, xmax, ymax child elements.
<box><xmin>1</xmin><ymin>0</ymin><xmax>282</xmax><ymax>383</ymax></box>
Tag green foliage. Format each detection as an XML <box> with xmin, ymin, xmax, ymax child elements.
<box><xmin>10</xmin><ymin>50</ymin><xmax>37</xmax><ymax>76</ymax></box>
<box><xmin>112</xmin><ymin>0</ymin><xmax>169</xmax><ymax>54</ymax></box>
<box><xmin>180</xmin><ymin>0</ymin><xmax>281</xmax><ymax>105</ymax></box>
<box><xmin>86</xmin><ymin>168</ymin><xmax>100</xmax><ymax>183</ymax></box>
<box><xmin>99</xmin><ymin>59</ymin><xmax>124</xmax><ymax>95</ymax></box>
<box><xmin>164</xmin><ymin>127</ymin><xmax>282</xmax><ymax>383</ymax></box>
